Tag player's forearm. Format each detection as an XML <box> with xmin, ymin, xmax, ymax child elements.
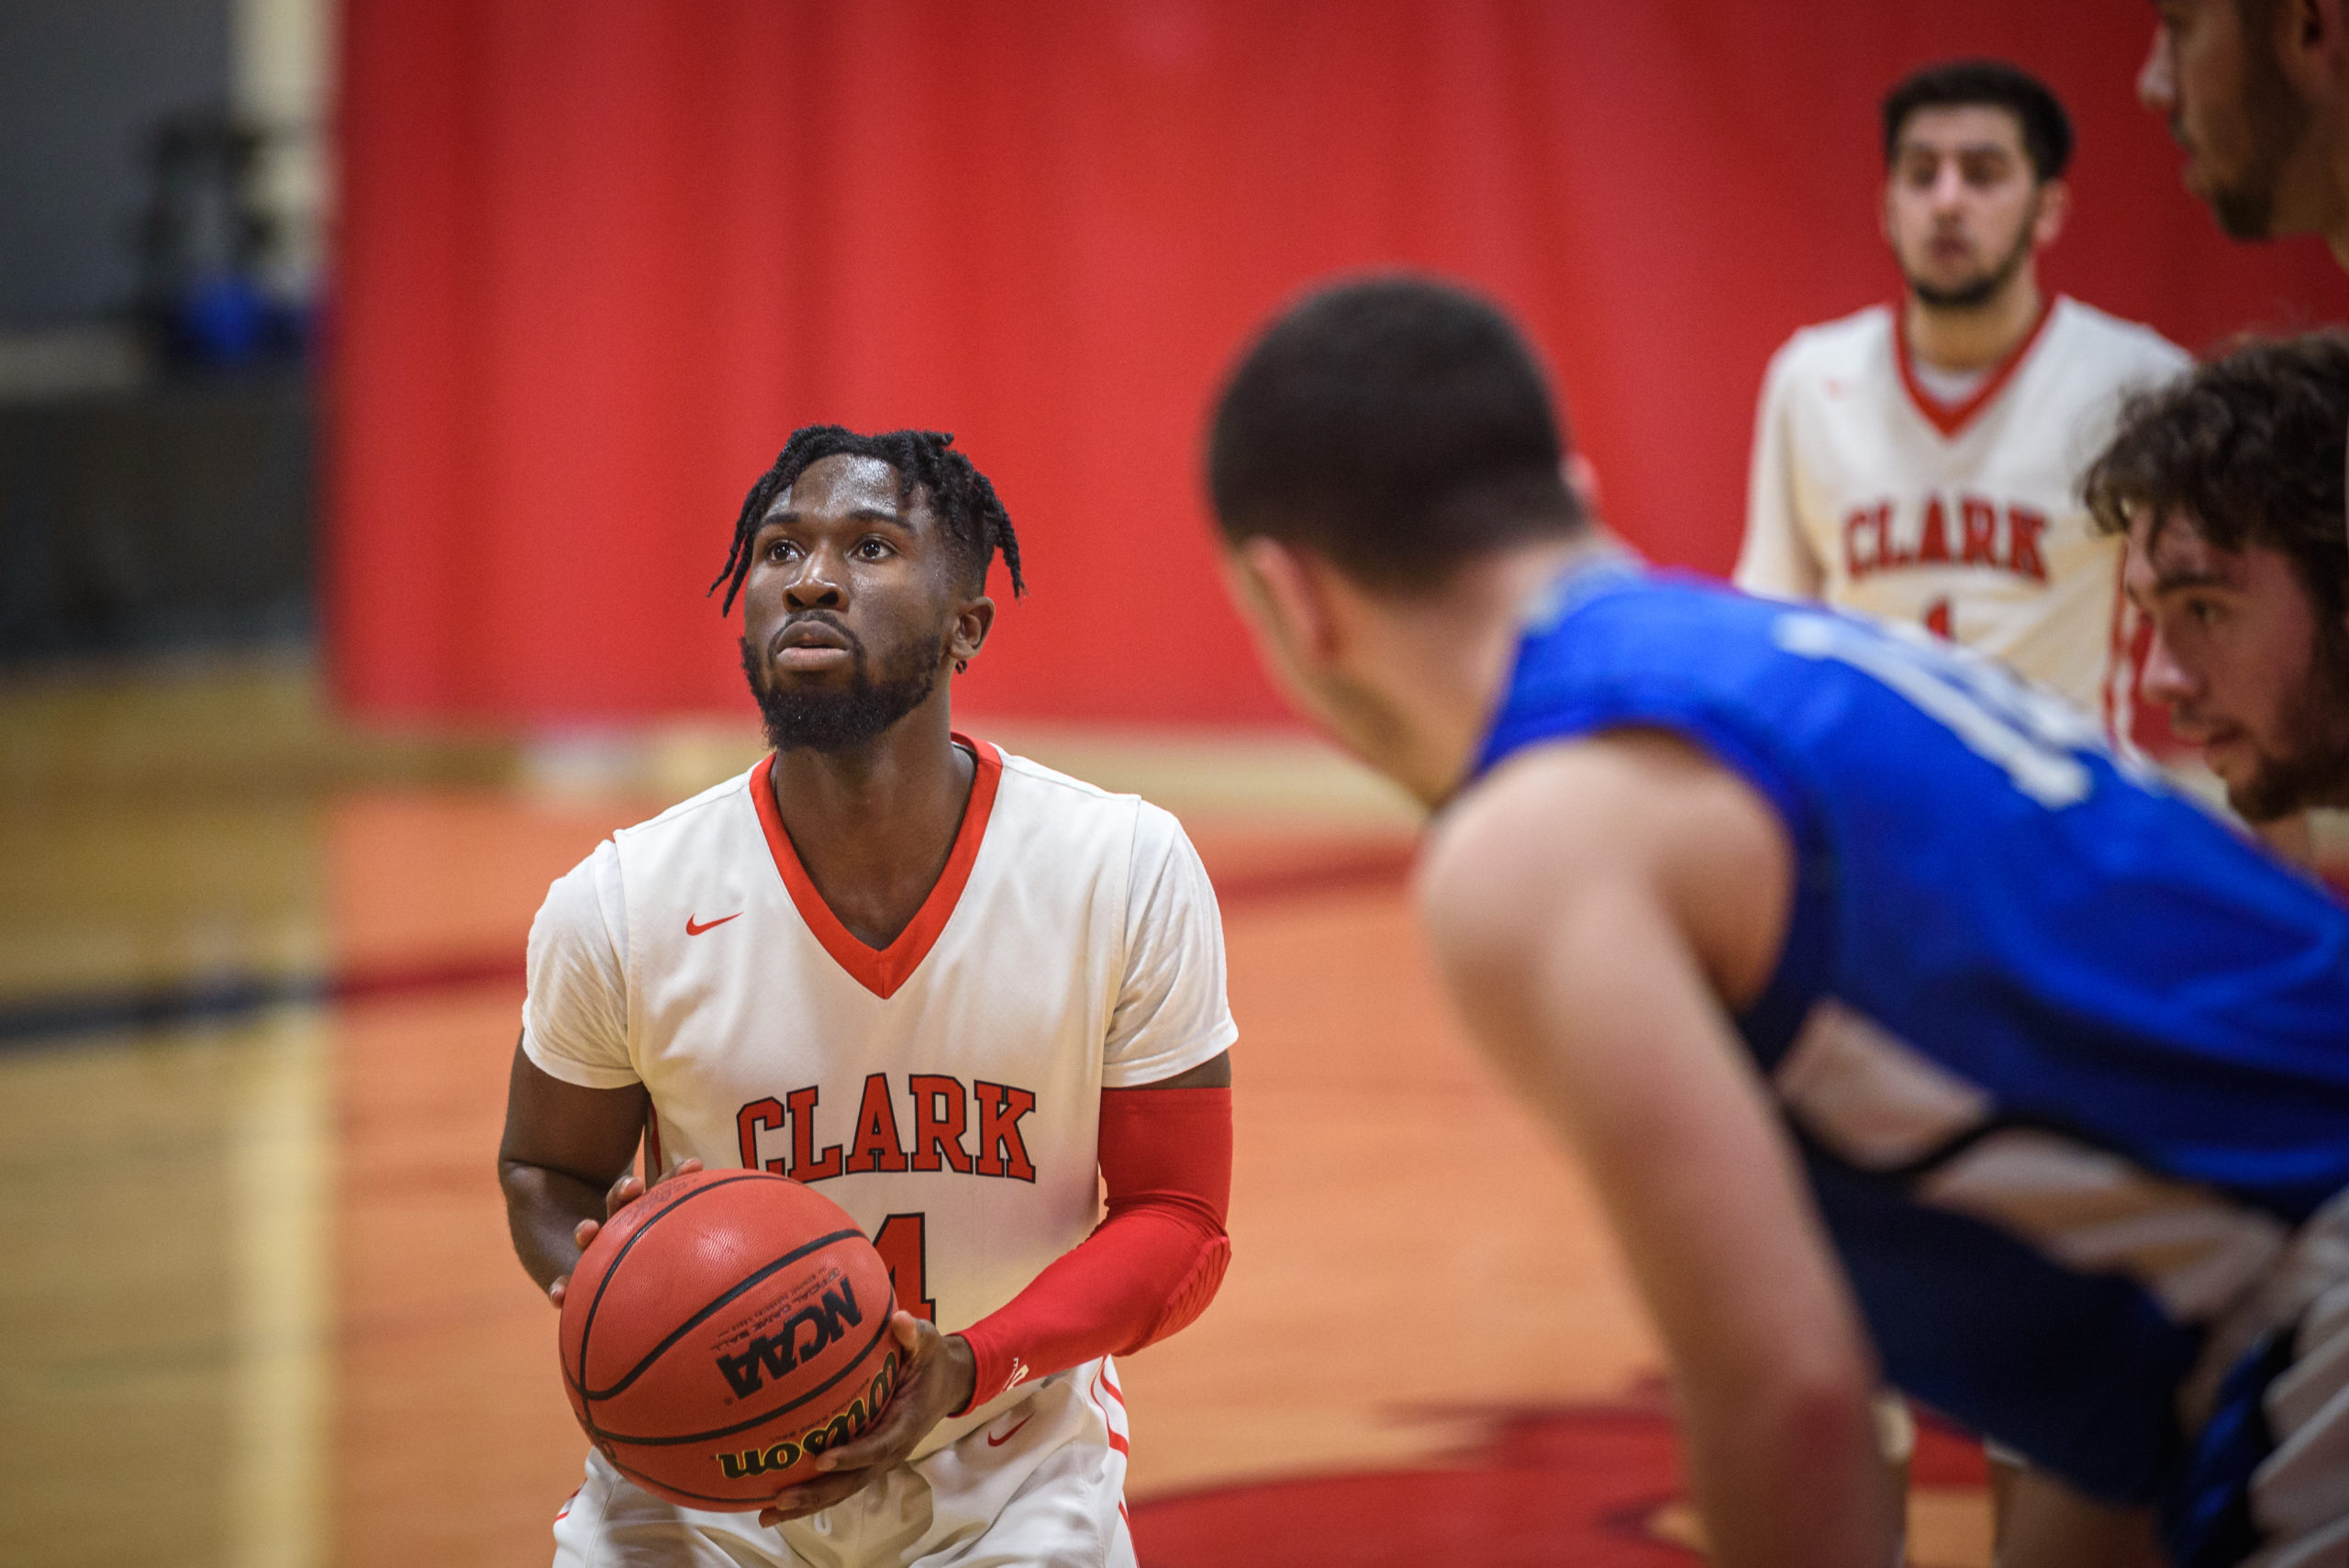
<box><xmin>1681</xmin><ymin>1364</ymin><xmax>1897</xmax><ymax>1568</ymax></box>
<box><xmin>955</xmin><ymin>1202</ymin><xmax>1228</xmax><ymax>1407</ymax></box>
<box><xmin>953</xmin><ymin>1084</ymin><xmax>1232</xmax><ymax>1412</ymax></box>
<box><xmin>1995</xmin><ymin>1463</ymin><xmax>2165</xmax><ymax>1568</ymax></box>
<box><xmin>498</xmin><ymin>1159</ymin><xmax>607</xmax><ymax>1294</ymax></box>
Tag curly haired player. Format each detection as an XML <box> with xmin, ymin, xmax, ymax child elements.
<box><xmin>2087</xmin><ymin>335</ymin><xmax>2349</xmax><ymax>826</ymax></box>
<box><xmin>499</xmin><ymin>427</ymin><xmax>1235</xmax><ymax>1568</ymax></box>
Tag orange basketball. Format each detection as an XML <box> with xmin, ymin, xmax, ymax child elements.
<box><xmin>558</xmin><ymin>1169</ymin><xmax>903</xmax><ymax>1509</ymax></box>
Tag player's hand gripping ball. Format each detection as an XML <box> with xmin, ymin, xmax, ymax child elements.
<box><xmin>557</xmin><ymin>1169</ymin><xmax>903</xmax><ymax>1509</ymax></box>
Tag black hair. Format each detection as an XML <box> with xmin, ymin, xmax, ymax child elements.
<box><xmin>1882</xmin><ymin>60</ymin><xmax>2073</xmax><ymax>182</ymax></box>
<box><xmin>1207</xmin><ymin>274</ymin><xmax>1586</xmax><ymax>595</ymax></box>
<box><xmin>711</xmin><ymin>426</ymin><xmax>1023</xmax><ymax>613</ymax></box>
<box><xmin>2083</xmin><ymin>332</ymin><xmax>2349</xmax><ymax>629</ymax></box>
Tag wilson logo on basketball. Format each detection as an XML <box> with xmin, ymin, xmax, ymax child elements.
<box><xmin>715</xmin><ymin>1351</ymin><xmax>902</xmax><ymax>1481</ymax></box>
<box><xmin>715</xmin><ymin>1279</ymin><xmax>865</xmax><ymax>1398</ymax></box>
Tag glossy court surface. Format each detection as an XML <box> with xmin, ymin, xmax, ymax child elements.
<box><xmin>0</xmin><ymin>662</ymin><xmax>2015</xmax><ymax>1567</ymax></box>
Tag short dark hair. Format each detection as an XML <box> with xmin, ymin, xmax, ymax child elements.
<box><xmin>2082</xmin><ymin>333</ymin><xmax>2349</xmax><ymax>628</ymax></box>
<box><xmin>711</xmin><ymin>426</ymin><xmax>1023</xmax><ymax>613</ymax></box>
<box><xmin>1207</xmin><ymin>275</ymin><xmax>1586</xmax><ymax>594</ymax></box>
<box><xmin>1882</xmin><ymin>60</ymin><xmax>2073</xmax><ymax>182</ymax></box>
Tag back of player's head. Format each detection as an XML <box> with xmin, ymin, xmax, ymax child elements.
<box><xmin>711</xmin><ymin>426</ymin><xmax>1024</xmax><ymax>613</ymax></box>
<box><xmin>1207</xmin><ymin>275</ymin><xmax>1586</xmax><ymax>595</ymax></box>
<box><xmin>2083</xmin><ymin>331</ymin><xmax>2349</xmax><ymax>623</ymax></box>
<box><xmin>1882</xmin><ymin>60</ymin><xmax>2073</xmax><ymax>183</ymax></box>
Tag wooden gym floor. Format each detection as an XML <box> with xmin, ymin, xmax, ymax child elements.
<box><xmin>0</xmin><ymin>658</ymin><xmax>2016</xmax><ymax>1568</ymax></box>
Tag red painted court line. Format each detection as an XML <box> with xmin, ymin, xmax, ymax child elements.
<box><xmin>15</xmin><ymin>848</ymin><xmax>2337</xmax><ymax>1046</ymax></box>
<box><xmin>1208</xmin><ymin>848</ymin><xmax>1415</xmax><ymax>906</ymax></box>
<box><xmin>0</xmin><ymin>850</ymin><xmax>1418</xmax><ymax>1045</ymax></box>
<box><xmin>329</xmin><ymin>955</ymin><xmax>528</xmax><ymax>1001</ymax></box>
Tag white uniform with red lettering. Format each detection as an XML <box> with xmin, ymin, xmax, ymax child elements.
<box><xmin>524</xmin><ymin>738</ymin><xmax>1236</xmax><ymax>1568</ymax></box>
<box><xmin>1737</xmin><ymin>295</ymin><xmax>2188</xmax><ymax>739</ymax></box>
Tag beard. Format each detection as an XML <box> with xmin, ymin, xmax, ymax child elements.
<box><xmin>2195</xmin><ymin>33</ymin><xmax>2314</xmax><ymax>240</ymax></box>
<box><xmin>1906</xmin><ymin>202</ymin><xmax>2038</xmax><ymax>312</ymax></box>
<box><xmin>2224</xmin><ymin>615</ymin><xmax>2349</xmax><ymax>823</ymax></box>
<box><xmin>739</xmin><ymin>619</ymin><xmax>944</xmax><ymax>754</ymax></box>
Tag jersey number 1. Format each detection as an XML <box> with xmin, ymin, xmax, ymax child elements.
<box><xmin>873</xmin><ymin>1213</ymin><xmax>936</xmax><ymax>1324</ymax></box>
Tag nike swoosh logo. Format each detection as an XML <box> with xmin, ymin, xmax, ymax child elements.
<box><xmin>685</xmin><ymin>912</ymin><xmax>742</xmax><ymax>936</ymax></box>
<box><xmin>985</xmin><ymin>1414</ymin><xmax>1034</xmax><ymax>1448</ymax></box>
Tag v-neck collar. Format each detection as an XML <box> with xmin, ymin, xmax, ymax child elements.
<box><xmin>749</xmin><ymin>735</ymin><xmax>1003</xmax><ymax>1000</ymax></box>
<box><xmin>1894</xmin><ymin>295</ymin><xmax>2059</xmax><ymax>439</ymax></box>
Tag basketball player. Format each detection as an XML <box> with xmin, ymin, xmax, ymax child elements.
<box><xmin>1739</xmin><ymin>61</ymin><xmax>2188</xmax><ymax>740</ymax></box>
<box><xmin>2140</xmin><ymin>0</ymin><xmax>2349</xmax><ymax>270</ymax></box>
<box><xmin>2085</xmin><ymin>334</ymin><xmax>2349</xmax><ymax>824</ymax></box>
<box><xmin>1208</xmin><ymin>276</ymin><xmax>2349</xmax><ymax>1568</ymax></box>
<box><xmin>2141</xmin><ymin>0</ymin><xmax>2349</xmax><ymax>821</ymax></box>
<box><xmin>498</xmin><ymin>428</ymin><xmax>1237</xmax><ymax>1567</ymax></box>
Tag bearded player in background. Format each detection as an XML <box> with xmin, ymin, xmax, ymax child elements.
<box><xmin>2141</xmin><ymin>0</ymin><xmax>2349</xmax><ymax>828</ymax></box>
<box><xmin>2141</xmin><ymin>0</ymin><xmax>2349</xmax><ymax>269</ymax></box>
<box><xmin>1740</xmin><ymin>60</ymin><xmax>2188</xmax><ymax>741</ymax></box>
<box><xmin>498</xmin><ymin>427</ymin><xmax>1236</xmax><ymax>1568</ymax></box>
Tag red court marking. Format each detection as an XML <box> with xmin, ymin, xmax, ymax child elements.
<box><xmin>1130</xmin><ymin>1398</ymin><xmax>1987</xmax><ymax>1568</ymax></box>
<box><xmin>0</xmin><ymin>828</ymin><xmax>1419</xmax><ymax>1045</ymax></box>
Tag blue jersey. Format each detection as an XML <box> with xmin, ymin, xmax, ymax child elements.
<box><xmin>1474</xmin><ymin>561</ymin><xmax>2349</xmax><ymax>1561</ymax></box>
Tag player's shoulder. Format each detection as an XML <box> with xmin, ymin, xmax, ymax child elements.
<box><xmin>2046</xmin><ymin>295</ymin><xmax>2193</xmax><ymax>374</ymax></box>
<box><xmin>1767</xmin><ymin>304</ymin><xmax>1894</xmax><ymax>379</ymax></box>
<box><xmin>988</xmin><ymin>745</ymin><xmax>1195</xmax><ymax>867</ymax></box>
<box><xmin>992</xmin><ymin>745</ymin><xmax>1166</xmax><ymax>829</ymax></box>
<box><xmin>991</xmin><ymin>746</ymin><xmax>1135</xmax><ymax>819</ymax></box>
<box><xmin>1423</xmin><ymin>730</ymin><xmax>1771</xmax><ymax>968</ymax></box>
<box><xmin>617</xmin><ymin>768</ymin><xmax>756</xmax><ymax>842</ymax></box>
<box><xmin>993</xmin><ymin>746</ymin><xmax>1128</xmax><ymax>804</ymax></box>
<box><xmin>581</xmin><ymin>767</ymin><xmax>761</xmax><ymax>901</ymax></box>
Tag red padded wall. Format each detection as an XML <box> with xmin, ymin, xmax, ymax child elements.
<box><xmin>328</xmin><ymin>0</ymin><xmax>2345</xmax><ymax>726</ymax></box>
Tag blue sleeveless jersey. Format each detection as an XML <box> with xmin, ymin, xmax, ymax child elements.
<box><xmin>1474</xmin><ymin>562</ymin><xmax>2349</xmax><ymax>1558</ymax></box>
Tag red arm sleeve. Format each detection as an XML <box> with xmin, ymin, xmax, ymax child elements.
<box><xmin>952</xmin><ymin>1084</ymin><xmax>1232</xmax><ymax>1415</ymax></box>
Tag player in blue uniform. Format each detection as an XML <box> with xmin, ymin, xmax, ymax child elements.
<box><xmin>1204</xmin><ymin>275</ymin><xmax>2349</xmax><ymax>1568</ymax></box>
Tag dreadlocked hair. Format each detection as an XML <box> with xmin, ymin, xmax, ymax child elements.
<box><xmin>710</xmin><ymin>425</ymin><xmax>1025</xmax><ymax>613</ymax></box>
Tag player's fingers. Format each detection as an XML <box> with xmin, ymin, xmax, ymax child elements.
<box><xmin>548</xmin><ymin>1275</ymin><xmax>569</xmax><ymax>1308</ymax></box>
<box><xmin>810</xmin><ymin>1418</ymin><xmax>915</xmax><ymax>1473</ymax></box>
<box><xmin>889</xmin><ymin>1310</ymin><xmax>932</xmax><ymax>1355</ymax></box>
<box><xmin>757</xmin><ymin>1470</ymin><xmax>869</xmax><ymax>1524</ymax></box>
<box><xmin>573</xmin><ymin>1217</ymin><xmax>602</xmax><ymax>1249</ymax></box>
<box><xmin>603</xmin><ymin>1173</ymin><xmax>643</xmax><ymax>1218</ymax></box>
<box><xmin>811</xmin><ymin>1361</ymin><xmax>942</xmax><ymax>1472</ymax></box>
<box><xmin>652</xmin><ymin>1156</ymin><xmax>703</xmax><ymax>1188</ymax></box>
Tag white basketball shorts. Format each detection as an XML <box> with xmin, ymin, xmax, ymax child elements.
<box><xmin>552</xmin><ymin>1358</ymin><xmax>1134</xmax><ymax>1568</ymax></box>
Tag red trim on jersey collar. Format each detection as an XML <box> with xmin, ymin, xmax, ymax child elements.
<box><xmin>749</xmin><ymin>736</ymin><xmax>1003</xmax><ymax>1000</ymax></box>
<box><xmin>1894</xmin><ymin>295</ymin><xmax>2059</xmax><ymax>439</ymax></box>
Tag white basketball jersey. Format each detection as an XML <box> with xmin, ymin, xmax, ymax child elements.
<box><xmin>1737</xmin><ymin>296</ymin><xmax>2189</xmax><ymax>738</ymax></box>
<box><xmin>521</xmin><ymin>739</ymin><xmax>1236</xmax><ymax>1455</ymax></box>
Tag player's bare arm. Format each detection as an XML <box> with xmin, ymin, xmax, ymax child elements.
<box><xmin>497</xmin><ymin>1037</ymin><xmax>701</xmax><ymax>1307</ymax></box>
<box><xmin>757</xmin><ymin>1048</ymin><xmax>1234</xmax><ymax>1526</ymax></box>
<box><xmin>1994</xmin><ymin>1465</ymin><xmax>2166</xmax><ymax>1568</ymax></box>
<box><xmin>1418</xmin><ymin>729</ymin><xmax>1898</xmax><ymax>1568</ymax></box>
